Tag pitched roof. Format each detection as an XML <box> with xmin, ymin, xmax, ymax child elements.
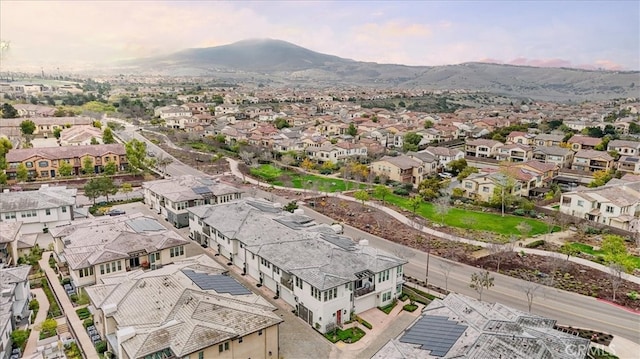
<box><xmin>6</xmin><ymin>144</ymin><xmax>125</xmax><ymax>162</ymax></box>
<box><xmin>375</xmin><ymin>155</ymin><xmax>421</xmax><ymax>170</ymax></box>
<box><xmin>0</xmin><ymin>186</ymin><xmax>76</xmax><ymax>212</ymax></box>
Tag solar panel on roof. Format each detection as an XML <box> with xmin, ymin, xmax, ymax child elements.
<box><xmin>192</xmin><ymin>186</ymin><xmax>213</xmax><ymax>195</ymax></box>
<box><xmin>182</xmin><ymin>269</ymin><xmax>251</xmax><ymax>295</ymax></box>
<box><xmin>400</xmin><ymin>315</ymin><xmax>467</xmax><ymax>357</ymax></box>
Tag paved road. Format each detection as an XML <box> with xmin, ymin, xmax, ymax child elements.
<box><xmin>113</xmin><ymin>123</ymin><xmax>640</xmax><ymax>344</ymax></box>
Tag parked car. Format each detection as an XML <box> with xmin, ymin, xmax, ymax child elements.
<box><xmin>438</xmin><ymin>172</ymin><xmax>453</xmax><ymax>179</ymax></box>
<box><xmin>106</xmin><ymin>209</ymin><xmax>126</xmax><ymax>216</ymax></box>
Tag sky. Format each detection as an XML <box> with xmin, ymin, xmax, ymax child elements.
<box><xmin>1</xmin><ymin>0</ymin><xmax>639</xmax><ymax>72</ymax></box>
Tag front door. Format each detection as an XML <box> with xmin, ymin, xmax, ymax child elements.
<box><xmin>336</xmin><ymin>310</ymin><xmax>341</xmax><ymax>326</ymax></box>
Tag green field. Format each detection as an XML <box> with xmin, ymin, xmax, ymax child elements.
<box><xmin>569</xmin><ymin>242</ymin><xmax>640</xmax><ymax>269</ymax></box>
<box><xmin>377</xmin><ymin>193</ymin><xmax>554</xmax><ymax>237</ymax></box>
<box><xmin>249</xmin><ymin>164</ymin><xmax>365</xmax><ymax>192</ymax></box>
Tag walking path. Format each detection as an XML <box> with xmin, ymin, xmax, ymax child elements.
<box><xmin>23</xmin><ymin>287</ymin><xmax>50</xmax><ymax>355</ymax></box>
<box><xmin>227</xmin><ymin>157</ymin><xmax>640</xmax><ymax>284</ymax></box>
<box><xmin>38</xmin><ymin>252</ymin><xmax>99</xmax><ymax>359</ymax></box>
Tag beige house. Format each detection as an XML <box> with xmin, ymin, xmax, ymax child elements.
<box><xmin>571</xmin><ymin>150</ymin><xmax>615</xmax><ymax>172</ymax></box>
<box><xmin>567</xmin><ymin>135</ymin><xmax>600</xmax><ymax>151</ymax></box>
<box><xmin>371</xmin><ymin>155</ymin><xmax>434</xmax><ymax>187</ymax></box>
<box><xmin>532</xmin><ymin>146</ymin><xmax>574</xmax><ymax>168</ymax></box>
<box><xmin>465</xmin><ymin>139</ymin><xmax>503</xmax><ymax>158</ymax></box>
<box><xmin>50</xmin><ymin>213</ymin><xmax>190</xmax><ymax>290</ymax></box>
<box><xmin>618</xmin><ymin>156</ymin><xmax>640</xmax><ymax>174</ymax></box>
<box><xmin>85</xmin><ymin>255</ymin><xmax>282</xmax><ymax>359</ymax></box>
<box><xmin>496</xmin><ymin>143</ymin><xmax>533</xmax><ymax>162</ymax></box>
<box><xmin>533</xmin><ymin>134</ymin><xmax>564</xmax><ymax>147</ymax></box>
<box><xmin>505</xmin><ymin>131</ymin><xmax>535</xmax><ymax>145</ymax></box>
<box><xmin>461</xmin><ymin>171</ymin><xmax>525</xmax><ymax>202</ymax></box>
<box><xmin>58</xmin><ymin>125</ymin><xmax>104</xmax><ymax>146</ymax></box>
<box><xmin>607</xmin><ymin>139</ymin><xmax>640</xmax><ymax>156</ymax></box>
<box><xmin>0</xmin><ymin>222</ymin><xmax>21</xmax><ymax>265</ymax></box>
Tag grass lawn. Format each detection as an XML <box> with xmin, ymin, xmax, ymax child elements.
<box><xmin>377</xmin><ymin>193</ymin><xmax>554</xmax><ymax>237</ymax></box>
<box><xmin>324</xmin><ymin>327</ymin><xmax>366</xmax><ymax>343</ymax></box>
<box><xmin>569</xmin><ymin>242</ymin><xmax>640</xmax><ymax>269</ymax></box>
<box><xmin>249</xmin><ymin>164</ymin><xmax>366</xmax><ymax>192</ymax></box>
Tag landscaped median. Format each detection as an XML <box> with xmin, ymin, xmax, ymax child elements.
<box><xmin>373</xmin><ymin>192</ymin><xmax>555</xmax><ymax>237</ymax></box>
<box><xmin>249</xmin><ymin>164</ymin><xmax>366</xmax><ymax>192</ymax></box>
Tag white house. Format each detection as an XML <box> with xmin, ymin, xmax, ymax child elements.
<box><xmin>187</xmin><ymin>198</ymin><xmax>406</xmax><ymax>334</ymax></box>
<box><xmin>421</xmin><ymin>146</ymin><xmax>464</xmax><ymax>169</ymax></box>
<box><xmin>0</xmin><ymin>185</ymin><xmax>76</xmax><ymax>234</ymax></box>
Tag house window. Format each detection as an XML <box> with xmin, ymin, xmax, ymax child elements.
<box><xmin>238</xmin><ymin>337</ymin><xmax>243</xmax><ymax>343</ymax></box>
<box><xmin>218</xmin><ymin>342</ymin><xmax>229</xmax><ymax>352</ymax></box>
<box><xmin>199</xmin><ymin>351</ymin><xmax>204</xmax><ymax>359</ymax></box>
<box><xmin>40</xmin><ymin>171</ymin><xmax>49</xmax><ymax>177</ymax></box>
<box><xmin>4</xmin><ymin>212</ymin><xmax>16</xmax><ymax>219</ymax></box>
<box><xmin>100</xmin><ymin>264</ymin><xmax>105</xmax><ymax>275</ymax></box>
<box><xmin>258</xmin><ymin>330</ymin><xmax>263</xmax><ymax>336</ymax></box>
<box><xmin>606</xmin><ymin>205</ymin><xmax>614</xmax><ymax>213</ymax></box>
<box><xmin>38</xmin><ymin>161</ymin><xmax>49</xmax><ymax>167</ymax></box>
<box><xmin>46</xmin><ymin>209</ymin><xmax>51</xmax><ymax>215</ymax></box>
<box><xmin>577</xmin><ymin>200</ymin><xmax>584</xmax><ymax>207</ymax></box>
<box><xmin>25</xmin><ymin>161</ymin><xmax>33</xmax><ymax>168</ymax></box>
<box><xmin>62</xmin><ymin>207</ymin><xmax>67</xmax><ymax>213</ymax></box>
<box><xmin>482</xmin><ymin>186</ymin><xmax>490</xmax><ymax>193</ymax></box>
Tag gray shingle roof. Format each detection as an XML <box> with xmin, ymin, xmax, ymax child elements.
<box><xmin>0</xmin><ymin>186</ymin><xmax>76</xmax><ymax>212</ymax></box>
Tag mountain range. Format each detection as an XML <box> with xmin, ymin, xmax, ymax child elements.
<box><xmin>128</xmin><ymin>39</ymin><xmax>640</xmax><ymax>101</ymax></box>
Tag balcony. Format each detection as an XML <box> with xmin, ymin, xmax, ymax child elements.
<box><xmin>354</xmin><ymin>284</ymin><xmax>375</xmax><ymax>297</ymax></box>
<box><xmin>280</xmin><ymin>276</ymin><xmax>294</xmax><ymax>291</ymax></box>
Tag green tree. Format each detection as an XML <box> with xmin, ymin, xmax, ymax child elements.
<box><xmin>16</xmin><ymin>163</ymin><xmax>28</xmax><ymax>182</ymax></box>
<box><xmin>84</xmin><ymin>178</ymin><xmax>101</xmax><ymax>205</ymax></box>
<box><xmin>1</xmin><ymin>103</ymin><xmax>18</xmax><ymax>118</ymax></box>
<box><xmin>354</xmin><ymin>190</ymin><xmax>370</xmax><ymax>207</ymax></box>
<box><xmin>90</xmin><ymin>137</ymin><xmax>99</xmax><ymax>145</ymax></box>
<box><xmin>20</xmin><ymin>120</ymin><xmax>36</xmax><ymax>135</ymax></box>
<box><xmin>418</xmin><ymin>176</ymin><xmax>444</xmax><ymax>200</ymax></box>
<box><xmin>58</xmin><ymin>160</ymin><xmax>73</xmax><ymax>177</ymax></box>
<box><xmin>53</xmin><ymin>127</ymin><xmax>62</xmax><ymax>139</ymax></box>
<box><xmin>408</xmin><ymin>195</ymin><xmax>422</xmax><ymax>216</ymax></box>
<box><xmin>283</xmin><ymin>201</ymin><xmax>299</xmax><ymax>213</ymax></box>
<box><xmin>601</xmin><ymin>235</ymin><xmax>632</xmax><ymax>269</ymax></box>
<box><xmin>120</xmin><ymin>182</ymin><xmax>133</xmax><ymax>200</ymax></box>
<box><xmin>588</xmin><ymin>169</ymin><xmax>614</xmax><ymax>187</ymax></box>
<box><xmin>125</xmin><ymin>139</ymin><xmax>147</xmax><ymax>173</ymax></box>
<box><xmin>92</xmin><ymin>120</ymin><xmax>102</xmax><ymax>128</ymax></box>
<box><xmin>457</xmin><ymin>166</ymin><xmax>478</xmax><ymax>181</ymax></box>
<box><xmin>82</xmin><ymin>157</ymin><xmax>94</xmax><ymax>175</ymax></box>
<box><xmin>373</xmin><ymin>185</ymin><xmax>391</xmax><ymax>204</ymax></box>
<box><xmin>402</xmin><ymin>132</ymin><xmax>423</xmax><ymax>152</ymax></box>
<box><xmin>347</xmin><ymin>123</ymin><xmax>358</xmax><ymax>136</ymax></box>
<box><xmin>469</xmin><ymin>270</ymin><xmax>494</xmax><ymax>301</ymax></box>
<box><xmin>274</xmin><ymin>118</ymin><xmax>290</xmax><ymax>129</ymax></box>
<box><xmin>424</xmin><ymin>120</ymin><xmax>434</xmax><ymax>129</ymax></box>
<box><xmin>98</xmin><ymin>176</ymin><xmax>118</xmax><ymax>202</ymax></box>
<box><xmin>41</xmin><ymin>318</ymin><xmax>58</xmax><ymax>335</ymax></box>
<box><xmin>102</xmin><ymin>127</ymin><xmax>115</xmax><ymax>144</ymax></box>
<box><xmin>103</xmin><ymin>161</ymin><xmax>117</xmax><ymax>175</ymax></box>
<box><xmin>10</xmin><ymin>329</ymin><xmax>30</xmax><ymax>349</ymax></box>
<box><xmin>448</xmin><ymin>158</ymin><xmax>467</xmax><ymax>175</ymax></box>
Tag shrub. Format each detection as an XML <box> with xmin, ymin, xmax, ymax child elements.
<box><xmin>94</xmin><ymin>340</ymin><xmax>107</xmax><ymax>353</ymax></box>
<box><xmin>355</xmin><ymin>316</ymin><xmax>373</xmax><ymax>329</ymax></box>
<box><xmin>525</xmin><ymin>240</ymin><xmax>545</xmax><ymax>248</ymax></box>
<box><xmin>69</xmin><ymin>294</ymin><xmax>78</xmax><ymax>303</ymax></box>
<box><xmin>378</xmin><ymin>299</ymin><xmax>398</xmax><ymax>314</ymax></box>
<box><xmin>61</xmin><ymin>278</ymin><xmax>71</xmax><ymax>285</ymax></box>
<box><xmin>10</xmin><ymin>329</ymin><xmax>30</xmax><ymax>351</ymax></box>
<box><xmin>513</xmin><ymin>209</ymin><xmax>526</xmax><ymax>216</ymax></box>
<box><xmin>627</xmin><ymin>291</ymin><xmax>639</xmax><ymax>300</ymax></box>
<box><xmin>403</xmin><ymin>304</ymin><xmax>418</xmax><ymax>312</ymax></box>
<box><xmin>41</xmin><ymin>279</ymin><xmax>62</xmax><ymax>318</ymax></box>
<box><xmin>76</xmin><ymin>308</ymin><xmax>91</xmax><ymax>320</ymax></box>
<box><xmin>393</xmin><ymin>188</ymin><xmax>409</xmax><ymax>196</ymax></box>
<box><xmin>83</xmin><ymin>318</ymin><xmax>94</xmax><ymax>328</ymax></box>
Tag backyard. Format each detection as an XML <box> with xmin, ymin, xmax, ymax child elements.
<box><xmin>374</xmin><ymin>192</ymin><xmax>554</xmax><ymax>237</ymax></box>
<box><xmin>249</xmin><ymin>164</ymin><xmax>366</xmax><ymax>192</ymax></box>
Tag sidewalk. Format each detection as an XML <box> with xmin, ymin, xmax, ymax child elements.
<box><xmin>226</xmin><ymin>157</ymin><xmax>640</xmax><ymax>284</ymax></box>
<box><xmin>39</xmin><ymin>252</ymin><xmax>99</xmax><ymax>359</ymax></box>
<box><xmin>23</xmin><ymin>288</ymin><xmax>50</xmax><ymax>356</ymax></box>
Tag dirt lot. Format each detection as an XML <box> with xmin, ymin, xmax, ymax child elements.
<box><xmin>143</xmin><ymin>132</ymin><xmax>230</xmax><ymax>175</ymax></box>
<box><xmin>312</xmin><ymin>197</ymin><xmax>640</xmax><ymax>311</ymax></box>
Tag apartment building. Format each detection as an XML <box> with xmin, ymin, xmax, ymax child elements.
<box><xmin>143</xmin><ymin>175</ymin><xmax>243</xmax><ymax>228</ymax></box>
<box><xmin>50</xmin><ymin>213</ymin><xmax>190</xmax><ymax>290</ymax></box>
<box><xmin>5</xmin><ymin>144</ymin><xmax>127</xmax><ymax>181</ymax></box>
<box><xmin>560</xmin><ymin>181</ymin><xmax>640</xmax><ymax>232</ymax></box>
<box><xmin>0</xmin><ymin>185</ymin><xmax>76</xmax><ymax>234</ymax></box>
<box><xmin>187</xmin><ymin>199</ymin><xmax>406</xmax><ymax>334</ymax></box>
<box><xmin>85</xmin><ymin>255</ymin><xmax>282</xmax><ymax>359</ymax></box>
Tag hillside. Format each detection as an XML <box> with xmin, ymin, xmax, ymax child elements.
<box><xmin>128</xmin><ymin>39</ymin><xmax>640</xmax><ymax>101</ymax></box>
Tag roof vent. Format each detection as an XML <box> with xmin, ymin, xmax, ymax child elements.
<box><xmin>359</xmin><ymin>239</ymin><xmax>369</xmax><ymax>246</ymax></box>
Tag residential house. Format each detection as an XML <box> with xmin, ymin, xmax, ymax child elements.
<box><xmin>13</xmin><ymin>104</ymin><xmax>56</xmax><ymax>117</ymax></box>
<box><xmin>0</xmin><ymin>265</ymin><xmax>32</xmax><ymax>359</ymax></box>
<box><xmin>373</xmin><ymin>293</ymin><xmax>590</xmax><ymax>359</ymax></box>
<box><xmin>567</xmin><ymin>135</ymin><xmax>601</xmax><ymax>151</ymax></box>
<box><xmin>371</xmin><ymin>155</ymin><xmax>426</xmax><ymax>187</ymax></box>
<box><xmin>560</xmin><ymin>181</ymin><xmax>640</xmax><ymax>232</ymax></box>
<box><xmin>155</xmin><ymin>105</ymin><xmax>192</xmax><ymax>119</ymax></box>
<box><xmin>58</xmin><ymin>125</ymin><xmax>104</xmax><ymax>146</ymax></box>
<box><xmin>84</xmin><ymin>255</ymin><xmax>282</xmax><ymax>359</ymax></box>
<box><xmin>571</xmin><ymin>150</ymin><xmax>615</xmax><ymax>172</ymax></box>
<box><xmin>214</xmin><ymin>104</ymin><xmax>240</xmax><ymax>115</ymax></box>
<box><xmin>533</xmin><ymin>133</ymin><xmax>564</xmax><ymax>147</ymax></box>
<box><xmin>0</xmin><ymin>185</ymin><xmax>76</xmax><ymax>234</ymax></box>
<box><xmin>505</xmin><ymin>131</ymin><xmax>535</xmax><ymax>145</ymax></box>
<box><xmin>607</xmin><ymin>139</ymin><xmax>640</xmax><ymax>156</ymax></box>
<box><xmin>5</xmin><ymin>143</ymin><xmax>128</xmax><ymax>180</ymax></box>
<box><xmin>143</xmin><ymin>175</ymin><xmax>243</xmax><ymax>228</ymax></box>
<box><xmin>421</xmin><ymin>146</ymin><xmax>464</xmax><ymax>169</ymax></box>
<box><xmin>532</xmin><ymin>146</ymin><xmax>574</xmax><ymax>168</ymax></box>
<box><xmin>617</xmin><ymin>156</ymin><xmax>640</xmax><ymax>174</ymax></box>
<box><xmin>460</xmin><ymin>171</ymin><xmax>526</xmax><ymax>202</ymax></box>
<box><xmin>50</xmin><ymin>213</ymin><xmax>190</xmax><ymax>290</ymax></box>
<box><xmin>335</xmin><ymin>141</ymin><xmax>368</xmax><ymax>159</ymax></box>
<box><xmin>465</xmin><ymin>139</ymin><xmax>502</xmax><ymax>158</ymax></box>
<box><xmin>0</xmin><ymin>222</ymin><xmax>22</xmax><ymax>265</ymax></box>
<box><xmin>188</xmin><ymin>199</ymin><xmax>406</xmax><ymax>334</ymax></box>
<box><xmin>305</xmin><ymin>143</ymin><xmax>342</xmax><ymax>163</ymax></box>
<box><xmin>496</xmin><ymin>143</ymin><xmax>533</xmax><ymax>162</ymax></box>
<box><xmin>0</xmin><ymin>117</ymin><xmax>93</xmax><ymax>139</ymax></box>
